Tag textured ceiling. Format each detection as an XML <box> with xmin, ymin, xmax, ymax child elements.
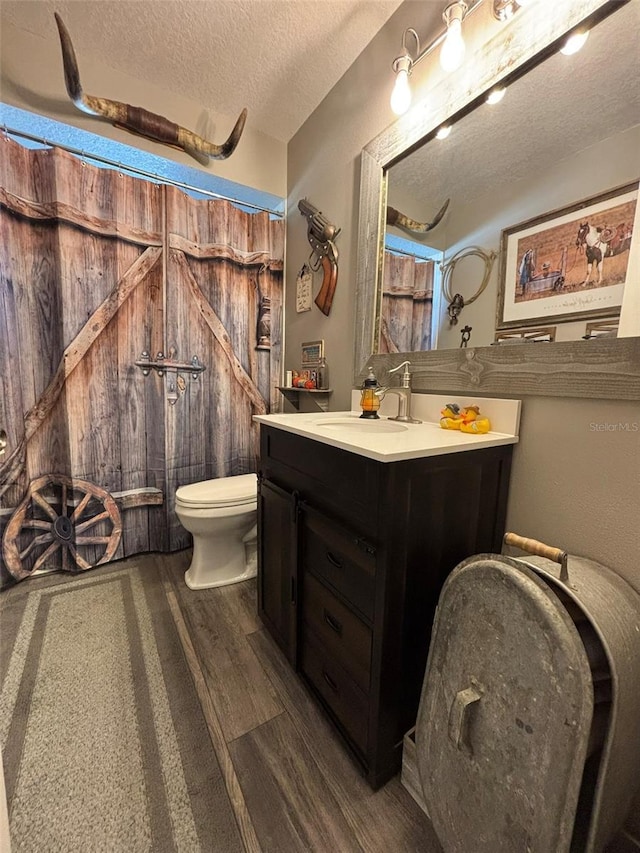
<box><xmin>389</xmin><ymin>1</ymin><xmax>640</xmax><ymax>215</ymax></box>
<box><xmin>1</xmin><ymin>0</ymin><xmax>404</xmax><ymax>142</ymax></box>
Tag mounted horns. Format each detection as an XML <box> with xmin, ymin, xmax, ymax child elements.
<box><xmin>54</xmin><ymin>13</ymin><xmax>247</xmax><ymax>161</ymax></box>
<box><xmin>386</xmin><ymin>198</ymin><xmax>450</xmax><ymax>234</ymax></box>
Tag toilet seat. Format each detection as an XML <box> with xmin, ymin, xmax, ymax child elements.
<box><xmin>176</xmin><ymin>473</ymin><xmax>257</xmax><ymax>509</ymax></box>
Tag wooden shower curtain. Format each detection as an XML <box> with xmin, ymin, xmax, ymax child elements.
<box><xmin>0</xmin><ymin>136</ymin><xmax>283</xmax><ymax>585</ymax></box>
<box><xmin>380</xmin><ymin>251</ymin><xmax>435</xmax><ymax>353</ymax></box>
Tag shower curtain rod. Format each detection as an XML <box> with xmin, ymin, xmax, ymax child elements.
<box><xmin>2</xmin><ymin>125</ymin><xmax>283</xmax><ymax>218</ymax></box>
<box><xmin>385</xmin><ymin>244</ymin><xmax>438</xmax><ymax>262</ymax></box>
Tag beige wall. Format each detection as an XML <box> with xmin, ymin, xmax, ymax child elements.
<box><xmin>286</xmin><ymin>3</ymin><xmax>433</xmax><ymax>405</ymax></box>
<box><xmin>0</xmin><ymin>19</ymin><xmax>286</xmax><ymax>199</ymax></box>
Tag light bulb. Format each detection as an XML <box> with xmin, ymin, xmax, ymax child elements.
<box><xmin>436</xmin><ymin>125</ymin><xmax>451</xmax><ymax>139</ymax></box>
<box><xmin>440</xmin><ymin>17</ymin><xmax>465</xmax><ymax>72</ymax></box>
<box><xmin>486</xmin><ymin>87</ymin><xmax>506</xmax><ymax>105</ymax></box>
<box><xmin>561</xmin><ymin>30</ymin><xmax>589</xmax><ymax>56</ymax></box>
<box><xmin>391</xmin><ymin>68</ymin><xmax>412</xmax><ymax>115</ymax></box>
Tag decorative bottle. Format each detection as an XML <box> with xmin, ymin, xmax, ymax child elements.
<box><xmin>316</xmin><ymin>357</ymin><xmax>328</xmax><ymax>389</ymax></box>
<box><xmin>360</xmin><ymin>367</ymin><xmax>381</xmax><ymax>419</ymax></box>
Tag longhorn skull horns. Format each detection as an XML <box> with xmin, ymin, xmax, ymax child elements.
<box><xmin>54</xmin><ymin>13</ymin><xmax>247</xmax><ymax>161</ymax></box>
<box><xmin>386</xmin><ymin>198</ymin><xmax>450</xmax><ymax>234</ymax></box>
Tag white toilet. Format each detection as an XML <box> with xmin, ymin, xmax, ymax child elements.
<box><xmin>175</xmin><ymin>473</ymin><xmax>258</xmax><ymax>590</ymax></box>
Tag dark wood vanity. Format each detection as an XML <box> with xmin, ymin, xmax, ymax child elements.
<box><xmin>257</xmin><ymin>423</ymin><xmax>513</xmax><ymax>788</ymax></box>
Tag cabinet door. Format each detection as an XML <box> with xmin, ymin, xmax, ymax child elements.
<box><xmin>257</xmin><ymin>478</ymin><xmax>298</xmax><ymax>665</ymax></box>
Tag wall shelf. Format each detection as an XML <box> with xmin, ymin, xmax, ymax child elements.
<box><xmin>277</xmin><ymin>386</ymin><xmax>333</xmax><ymax>412</ymax></box>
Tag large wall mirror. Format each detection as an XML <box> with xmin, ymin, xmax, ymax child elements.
<box><xmin>354</xmin><ymin>0</ymin><xmax>640</xmax><ymax>400</ymax></box>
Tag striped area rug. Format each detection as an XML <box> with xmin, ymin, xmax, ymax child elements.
<box><xmin>0</xmin><ymin>561</ymin><xmax>244</xmax><ymax>852</ymax></box>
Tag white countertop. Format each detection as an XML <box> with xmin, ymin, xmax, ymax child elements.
<box><xmin>254</xmin><ymin>395</ymin><xmax>520</xmax><ymax>463</ymax></box>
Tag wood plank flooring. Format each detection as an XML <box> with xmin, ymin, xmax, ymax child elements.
<box><xmin>2</xmin><ymin>551</ymin><xmax>441</xmax><ymax>852</ymax></box>
<box><xmin>6</xmin><ymin>553</ymin><xmax>640</xmax><ymax>851</ymax></box>
<box><xmin>159</xmin><ymin>549</ymin><xmax>441</xmax><ymax>853</ymax></box>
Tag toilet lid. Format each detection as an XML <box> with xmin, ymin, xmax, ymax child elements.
<box><xmin>176</xmin><ymin>473</ymin><xmax>257</xmax><ymax>508</ymax></box>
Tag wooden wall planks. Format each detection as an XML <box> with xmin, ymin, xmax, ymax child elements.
<box><xmin>361</xmin><ymin>337</ymin><xmax>640</xmax><ymax>401</ymax></box>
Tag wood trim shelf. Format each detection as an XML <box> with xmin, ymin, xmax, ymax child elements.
<box><xmin>359</xmin><ymin>339</ymin><xmax>640</xmax><ymax>401</ymax></box>
<box><xmin>277</xmin><ymin>387</ymin><xmax>333</xmax><ymax>412</ymax></box>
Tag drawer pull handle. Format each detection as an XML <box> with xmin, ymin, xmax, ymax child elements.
<box><xmin>322</xmin><ymin>670</ymin><xmax>339</xmax><ymax>693</ymax></box>
<box><xmin>323</xmin><ymin>609</ymin><xmax>343</xmax><ymax>636</ymax></box>
<box><xmin>356</xmin><ymin>537</ymin><xmax>376</xmax><ymax>558</ymax></box>
<box><xmin>326</xmin><ymin>551</ymin><xmax>343</xmax><ymax>569</ymax></box>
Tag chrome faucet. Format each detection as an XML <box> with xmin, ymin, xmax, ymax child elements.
<box><xmin>375</xmin><ymin>360</ymin><xmax>422</xmax><ymax>423</ymax></box>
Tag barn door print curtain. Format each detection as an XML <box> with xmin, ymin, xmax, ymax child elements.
<box><xmin>0</xmin><ymin>136</ymin><xmax>283</xmax><ymax>585</ymax></box>
<box><xmin>380</xmin><ymin>251</ymin><xmax>435</xmax><ymax>352</ymax></box>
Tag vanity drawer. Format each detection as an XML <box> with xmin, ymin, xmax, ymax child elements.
<box><xmin>302</xmin><ymin>571</ymin><xmax>372</xmax><ymax>693</ymax></box>
<box><xmin>301</xmin><ymin>628</ymin><xmax>369</xmax><ymax>757</ymax></box>
<box><xmin>301</xmin><ymin>505</ymin><xmax>376</xmax><ymax>622</ymax></box>
<box><xmin>262</xmin><ymin>427</ymin><xmax>379</xmax><ymax>521</ymax></box>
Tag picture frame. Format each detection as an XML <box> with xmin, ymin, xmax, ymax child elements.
<box><xmin>583</xmin><ymin>320</ymin><xmax>619</xmax><ymax>340</ymax></box>
<box><xmin>494</xmin><ymin>326</ymin><xmax>556</xmax><ymax>345</ymax></box>
<box><xmin>496</xmin><ymin>182</ymin><xmax>638</xmax><ymax>330</ymax></box>
<box><xmin>301</xmin><ymin>340</ymin><xmax>324</xmax><ymax>366</ymax></box>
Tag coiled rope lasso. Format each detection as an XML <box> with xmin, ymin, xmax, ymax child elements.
<box><xmin>441</xmin><ymin>245</ymin><xmax>497</xmax><ymax>326</ymax></box>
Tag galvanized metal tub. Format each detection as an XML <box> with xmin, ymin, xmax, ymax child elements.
<box><xmin>415</xmin><ymin>540</ymin><xmax>640</xmax><ymax>853</ymax></box>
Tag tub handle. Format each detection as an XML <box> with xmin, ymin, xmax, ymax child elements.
<box><xmin>448</xmin><ymin>681</ymin><xmax>483</xmax><ymax>753</ymax></box>
<box><xmin>504</xmin><ymin>532</ymin><xmax>569</xmax><ymax>583</ymax></box>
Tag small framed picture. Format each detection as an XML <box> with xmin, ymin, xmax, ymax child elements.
<box><xmin>301</xmin><ymin>340</ymin><xmax>324</xmax><ymax>366</ymax></box>
<box><xmin>494</xmin><ymin>326</ymin><xmax>556</xmax><ymax>344</ymax></box>
<box><xmin>583</xmin><ymin>320</ymin><xmax>619</xmax><ymax>339</ymax></box>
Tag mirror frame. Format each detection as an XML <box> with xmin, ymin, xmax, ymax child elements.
<box><xmin>354</xmin><ymin>0</ymin><xmax>640</xmax><ymax>400</ymax></box>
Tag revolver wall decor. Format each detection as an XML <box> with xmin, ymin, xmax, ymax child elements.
<box><xmin>298</xmin><ymin>198</ymin><xmax>340</xmax><ymax>316</ymax></box>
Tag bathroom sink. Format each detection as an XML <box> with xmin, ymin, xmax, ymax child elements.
<box><xmin>255</xmin><ymin>397</ymin><xmax>521</xmax><ymax>462</ymax></box>
<box><xmin>314</xmin><ymin>418</ymin><xmax>408</xmax><ymax>434</ymax></box>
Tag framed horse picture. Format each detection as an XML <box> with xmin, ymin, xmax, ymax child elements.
<box><xmin>496</xmin><ymin>182</ymin><xmax>638</xmax><ymax>331</ymax></box>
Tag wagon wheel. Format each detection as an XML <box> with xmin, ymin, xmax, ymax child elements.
<box><xmin>2</xmin><ymin>474</ymin><xmax>122</xmax><ymax>580</ymax></box>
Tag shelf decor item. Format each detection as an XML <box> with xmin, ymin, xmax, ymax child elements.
<box><xmin>300</xmin><ymin>340</ymin><xmax>328</xmax><ymax>389</ymax></box>
<box><xmin>301</xmin><ymin>340</ymin><xmax>324</xmax><ymax>365</ymax></box>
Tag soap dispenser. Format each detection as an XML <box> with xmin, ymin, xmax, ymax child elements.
<box><xmin>360</xmin><ymin>367</ymin><xmax>381</xmax><ymax>419</ymax></box>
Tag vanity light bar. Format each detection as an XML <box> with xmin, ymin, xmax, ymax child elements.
<box><xmin>390</xmin><ymin>0</ymin><xmax>539</xmax><ymax>116</ymax></box>
<box><xmin>391</xmin><ymin>0</ymin><xmax>592</xmax><ymax>117</ymax></box>
<box><xmin>390</xmin><ymin>0</ymin><xmax>484</xmax><ymax>115</ymax></box>
<box><xmin>416</xmin><ymin>0</ymin><xmax>483</xmax><ymax>67</ymax></box>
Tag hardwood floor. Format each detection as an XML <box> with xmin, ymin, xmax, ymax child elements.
<box><xmin>2</xmin><ymin>551</ymin><xmax>439</xmax><ymax>851</ymax></box>
<box><xmin>158</xmin><ymin>549</ymin><xmax>442</xmax><ymax>853</ymax></box>
<box><xmin>7</xmin><ymin>553</ymin><xmax>639</xmax><ymax>851</ymax></box>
